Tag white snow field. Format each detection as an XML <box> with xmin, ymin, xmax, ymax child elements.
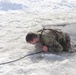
<box><xmin>0</xmin><ymin>0</ymin><xmax>76</xmax><ymax>75</ymax></box>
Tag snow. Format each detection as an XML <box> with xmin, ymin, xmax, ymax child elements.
<box><xmin>0</xmin><ymin>0</ymin><xmax>76</xmax><ymax>75</ymax></box>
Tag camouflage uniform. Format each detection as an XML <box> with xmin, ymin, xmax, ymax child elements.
<box><xmin>37</xmin><ymin>29</ymin><xmax>71</xmax><ymax>52</ymax></box>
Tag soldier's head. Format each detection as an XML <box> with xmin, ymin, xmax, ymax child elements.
<box><xmin>26</xmin><ymin>33</ymin><xmax>39</xmax><ymax>44</ymax></box>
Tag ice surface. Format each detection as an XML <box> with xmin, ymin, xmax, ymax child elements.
<box><xmin>0</xmin><ymin>0</ymin><xmax>76</xmax><ymax>75</ymax></box>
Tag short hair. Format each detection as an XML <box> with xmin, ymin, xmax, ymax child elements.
<box><xmin>26</xmin><ymin>33</ymin><xmax>37</xmax><ymax>42</ymax></box>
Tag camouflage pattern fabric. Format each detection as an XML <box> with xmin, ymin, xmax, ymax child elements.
<box><xmin>37</xmin><ymin>29</ymin><xmax>71</xmax><ymax>52</ymax></box>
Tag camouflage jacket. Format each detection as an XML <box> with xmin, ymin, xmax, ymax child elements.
<box><xmin>37</xmin><ymin>29</ymin><xmax>66</xmax><ymax>52</ymax></box>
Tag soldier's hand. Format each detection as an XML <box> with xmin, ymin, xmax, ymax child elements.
<box><xmin>42</xmin><ymin>46</ymin><xmax>48</xmax><ymax>52</ymax></box>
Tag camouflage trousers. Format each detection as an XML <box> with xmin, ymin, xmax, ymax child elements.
<box><xmin>59</xmin><ymin>33</ymin><xmax>71</xmax><ymax>52</ymax></box>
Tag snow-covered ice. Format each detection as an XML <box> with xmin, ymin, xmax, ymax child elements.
<box><xmin>0</xmin><ymin>0</ymin><xmax>76</xmax><ymax>75</ymax></box>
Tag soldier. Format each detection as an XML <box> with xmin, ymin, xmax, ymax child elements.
<box><xmin>26</xmin><ymin>28</ymin><xmax>72</xmax><ymax>53</ymax></box>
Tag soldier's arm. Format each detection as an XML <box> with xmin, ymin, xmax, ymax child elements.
<box><xmin>42</xmin><ymin>34</ymin><xmax>63</xmax><ymax>52</ymax></box>
<box><xmin>44</xmin><ymin>39</ymin><xmax>63</xmax><ymax>52</ymax></box>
